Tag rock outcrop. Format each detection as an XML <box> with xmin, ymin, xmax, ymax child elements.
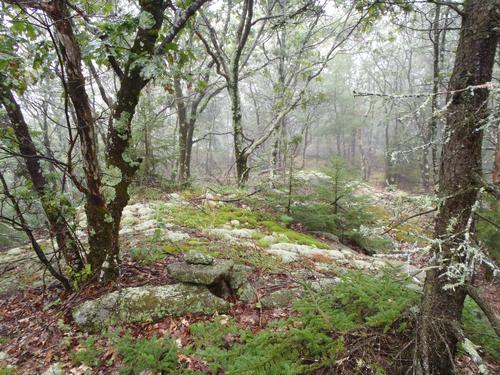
<box><xmin>72</xmin><ymin>284</ymin><xmax>230</xmax><ymax>331</ymax></box>
<box><xmin>167</xmin><ymin>254</ymin><xmax>256</xmax><ymax>302</ymax></box>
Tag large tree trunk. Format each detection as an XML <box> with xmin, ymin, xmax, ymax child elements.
<box><xmin>417</xmin><ymin>1</ymin><xmax>498</xmax><ymax>373</ymax></box>
<box><xmin>0</xmin><ymin>84</ymin><xmax>84</xmax><ymax>273</ymax></box>
<box><xmin>106</xmin><ymin>0</ymin><xmax>166</xmax><ymax>280</ymax></box>
<box><xmin>44</xmin><ymin>0</ymin><xmax>115</xmax><ymax>280</ymax></box>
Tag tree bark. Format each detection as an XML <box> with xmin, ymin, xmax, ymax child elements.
<box><xmin>174</xmin><ymin>75</ymin><xmax>197</xmax><ymax>186</ymax></box>
<box><xmin>0</xmin><ymin>83</ymin><xmax>84</xmax><ymax>273</ymax></box>
<box><xmin>417</xmin><ymin>1</ymin><xmax>498</xmax><ymax>373</ymax></box>
<box><xmin>493</xmin><ymin>129</ymin><xmax>500</xmax><ymax>185</ymax></box>
<box><xmin>42</xmin><ymin>0</ymin><xmax>115</xmax><ymax>280</ymax></box>
<box><xmin>105</xmin><ymin>0</ymin><xmax>166</xmax><ymax>280</ymax></box>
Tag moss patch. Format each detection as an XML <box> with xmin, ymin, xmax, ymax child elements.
<box><xmin>166</xmin><ymin>204</ymin><xmax>262</xmax><ymax>229</ymax></box>
<box><xmin>261</xmin><ymin>221</ymin><xmax>329</xmax><ymax>249</ymax></box>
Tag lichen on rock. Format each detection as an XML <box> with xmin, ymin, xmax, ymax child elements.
<box><xmin>167</xmin><ymin>260</ymin><xmax>234</xmax><ymax>285</ymax></box>
<box><xmin>185</xmin><ymin>251</ymin><xmax>214</xmax><ymax>265</ymax></box>
<box><xmin>72</xmin><ymin>284</ymin><xmax>230</xmax><ymax>331</ymax></box>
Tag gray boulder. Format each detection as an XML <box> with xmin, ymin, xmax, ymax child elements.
<box><xmin>72</xmin><ymin>284</ymin><xmax>230</xmax><ymax>331</ymax></box>
<box><xmin>228</xmin><ymin>264</ymin><xmax>256</xmax><ymax>302</ymax></box>
<box><xmin>167</xmin><ymin>259</ymin><xmax>255</xmax><ymax>302</ymax></box>
<box><xmin>167</xmin><ymin>260</ymin><xmax>234</xmax><ymax>285</ymax></box>
<box><xmin>185</xmin><ymin>251</ymin><xmax>214</xmax><ymax>265</ymax></box>
<box><xmin>261</xmin><ymin>288</ymin><xmax>303</xmax><ymax>308</ymax></box>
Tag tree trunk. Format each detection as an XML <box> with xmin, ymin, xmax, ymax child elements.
<box><xmin>384</xmin><ymin>121</ymin><xmax>394</xmax><ymax>185</ymax></box>
<box><xmin>422</xmin><ymin>4</ymin><xmax>441</xmax><ymax>191</ymax></box>
<box><xmin>358</xmin><ymin>129</ymin><xmax>369</xmax><ymax>181</ymax></box>
<box><xmin>0</xmin><ymin>84</ymin><xmax>84</xmax><ymax>273</ymax></box>
<box><xmin>174</xmin><ymin>75</ymin><xmax>190</xmax><ymax>185</ymax></box>
<box><xmin>229</xmin><ymin>77</ymin><xmax>249</xmax><ymax>186</ymax></box>
<box><xmin>350</xmin><ymin>128</ymin><xmax>356</xmax><ymax>164</ymax></box>
<box><xmin>493</xmin><ymin>128</ymin><xmax>500</xmax><ymax>185</ymax></box>
<box><xmin>44</xmin><ymin>0</ymin><xmax>116</xmax><ymax>280</ymax></box>
<box><xmin>106</xmin><ymin>0</ymin><xmax>166</xmax><ymax>280</ymax></box>
<box><xmin>417</xmin><ymin>1</ymin><xmax>498</xmax><ymax>373</ymax></box>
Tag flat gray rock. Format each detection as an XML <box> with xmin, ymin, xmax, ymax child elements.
<box><xmin>72</xmin><ymin>284</ymin><xmax>230</xmax><ymax>332</ymax></box>
<box><xmin>167</xmin><ymin>260</ymin><xmax>234</xmax><ymax>285</ymax></box>
<box><xmin>185</xmin><ymin>251</ymin><xmax>214</xmax><ymax>265</ymax></box>
<box><xmin>261</xmin><ymin>288</ymin><xmax>303</xmax><ymax>308</ymax></box>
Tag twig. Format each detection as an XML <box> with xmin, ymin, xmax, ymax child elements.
<box><xmin>474</xmin><ymin>212</ymin><xmax>500</xmax><ymax>230</ymax></box>
<box><xmin>381</xmin><ymin>208</ymin><xmax>437</xmax><ymax>235</ymax></box>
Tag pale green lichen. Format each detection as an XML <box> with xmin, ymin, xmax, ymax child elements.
<box><xmin>138</xmin><ymin>10</ymin><xmax>156</xmax><ymax>29</ymax></box>
<box><xmin>72</xmin><ymin>284</ymin><xmax>230</xmax><ymax>332</ymax></box>
<box><xmin>102</xmin><ymin>165</ymin><xmax>122</xmax><ymax>204</ymax></box>
<box><xmin>122</xmin><ymin>147</ymin><xmax>140</xmax><ymax>168</ymax></box>
<box><xmin>114</xmin><ymin>112</ymin><xmax>131</xmax><ymax>140</ymax></box>
<box><xmin>104</xmin><ymin>213</ymin><xmax>113</xmax><ymax>223</ymax></box>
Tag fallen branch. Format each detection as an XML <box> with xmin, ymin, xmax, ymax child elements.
<box><xmin>466</xmin><ymin>285</ymin><xmax>500</xmax><ymax>338</ymax></box>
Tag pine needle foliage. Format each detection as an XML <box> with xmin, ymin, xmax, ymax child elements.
<box><xmin>111</xmin><ymin>333</ymin><xmax>180</xmax><ymax>374</ymax></box>
<box><xmin>187</xmin><ymin>270</ymin><xmax>419</xmax><ymax>374</ymax></box>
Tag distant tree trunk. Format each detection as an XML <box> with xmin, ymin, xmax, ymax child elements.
<box><xmin>417</xmin><ymin>1</ymin><xmax>498</xmax><ymax>373</ymax></box>
<box><xmin>301</xmin><ymin>123</ymin><xmax>309</xmax><ymax>169</ymax></box>
<box><xmin>142</xmin><ymin>117</ymin><xmax>153</xmax><ymax>184</ymax></box>
<box><xmin>174</xmin><ymin>75</ymin><xmax>191</xmax><ymax>185</ymax></box>
<box><xmin>342</xmin><ymin>132</ymin><xmax>347</xmax><ymax>160</ymax></box>
<box><xmin>384</xmin><ymin>121</ymin><xmax>394</xmax><ymax>185</ymax></box>
<box><xmin>39</xmin><ymin>100</ymin><xmax>58</xmax><ymax>182</ymax></box>
<box><xmin>315</xmin><ymin>136</ymin><xmax>320</xmax><ymax>165</ymax></box>
<box><xmin>493</xmin><ymin>128</ymin><xmax>500</xmax><ymax>185</ymax></box>
<box><xmin>350</xmin><ymin>128</ymin><xmax>356</xmax><ymax>163</ymax></box>
<box><xmin>0</xmin><ymin>84</ymin><xmax>84</xmax><ymax>273</ymax></box>
<box><xmin>358</xmin><ymin>129</ymin><xmax>369</xmax><ymax>181</ymax></box>
<box><xmin>422</xmin><ymin>4</ymin><xmax>441</xmax><ymax>191</ymax></box>
<box><xmin>229</xmin><ymin>75</ymin><xmax>250</xmax><ymax>185</ymax></box>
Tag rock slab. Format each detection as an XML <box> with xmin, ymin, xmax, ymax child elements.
<box><xmin>185</xmin><ymin>251</ymin><xmax>214</xmax><ymax>265</ymax></box>
<box><xmin>167</xmin><ymin>260</ymin><xmax>234</xmax><ymax>285</ymax></box>
<box><xmin>72</xmin><ymin>284</ymin><xmax>230</xmax><ymax>331</ymax></box>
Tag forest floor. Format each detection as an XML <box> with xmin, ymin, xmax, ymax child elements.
<box><xmin>0</xmin><ymin>175</ymin><xmax>498</xmax><ymax>374</ymax></box>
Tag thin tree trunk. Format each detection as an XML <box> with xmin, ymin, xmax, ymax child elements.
<box><xmin>0</xmin><ymin>84</ymin><xmax>84</xmax><ymax>273</ymax></box>
<box><xmin>423</xmin><ymin>4</ymin><xmax>441</xmax><ymax>191</ymax></box>
<box><xmin>350</xmin><ymin>128</ymin><xmax>356</xmax><ymax>164</ymax></box>
<box><xmin>174</xmin><ymin>75</ymin><xmax>190</xmax><ymax>185</ymax></box>
<box><xmin>417</xmin><ymin>2</ymin><xmax>498</xmax><ymax>373</ymax></box>
<box><xmin>384</xmin><ymin>121</ymin><xmax>394</xmax><ymax>185</ymax></box>
<box><xmin>301</xmin><ymin>124</ymin><xmax>309</xmax><ymax>169</ymax></box>
<box><xmin>229</xmin><ymin>77</ymin><xmax>249</xmax><ymax>185</ymax></box>
<box><xmin>358</xmin><ymin>129</ymin><xmax>369</xmax><ymax>181</ymax></box>
<box><xmin>493</xmin><ymin>128</ymin><xmax>500</xmax><ymax>185</ymax></box>
<box><xmin>0</xmin><ymin>171</ymin><xmax>72</xmax><ymax>291</ymax></box>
